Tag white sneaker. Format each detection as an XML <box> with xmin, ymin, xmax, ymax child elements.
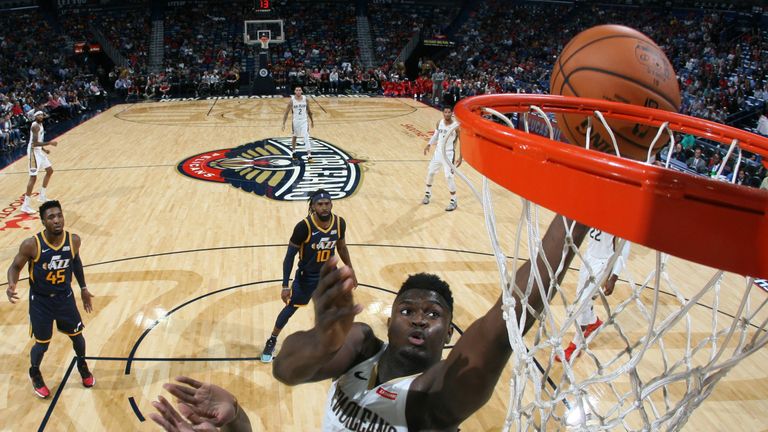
<box><xmin>37</xmin><ymin>193</ymin><xmax>47</xmax><ymax>203</ymax></box>
<box><xmin>21</xmin><ymin>204</ymin><xmax>36</xmax><ymax>215</ymax></box>
<box><xmin>422</xmin><ymin>194</ymin><xmax>431</xmax><ymax>205</ymax></box>
<box><xmin>445</xmin><ymin>201</ymin><xmax>457</xmax><ymax>212</ymax></box>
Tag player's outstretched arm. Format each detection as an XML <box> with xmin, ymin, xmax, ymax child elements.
<box><xmin>273</xmin><ymin>257</ymin><xmax>380</xmax><ymax>385</ymax></box>
<box><xmin>409</xmin><ymin>218</ymin><xmax>589</xmax><ymax>429</ymax></box>
<box><xmin>6</xmin><ymin>238</ymin><xmax>36</xmax><ymax>304</ymax></box>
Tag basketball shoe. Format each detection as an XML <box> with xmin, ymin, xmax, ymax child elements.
<box><xmin>555</xmin><ymin>318</ymin><xmax>603</xmax><ymax>363</ymax></box>
<box><xmin>445</xmin><ymin>198</ymin><xmax>457</xmax><ymax>212</ymax></box>
<box><xmin>21</xmin><ymin>196</ymin><xmax>36</xmax><ymax>215</ymax></box>
<box><xmin>29</xmin><ymin>367</ymin><xmax>50</xmax><ymax>398</ymax></box>
<box><xmin>77</xmin><ymin>360</ymin><xmax>95</xmax><ymax>388</ymax></box>
<box><xmin>261</xmin><ymin>336</ymin><xmax>277</xmax><ymax>363</ymax></box>
<box><xmin>422</xmin><ymin>192</ymin><xmax>431</xmax><ymax>205</ymax></box>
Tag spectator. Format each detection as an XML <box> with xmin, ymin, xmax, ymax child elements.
<box><xmin>687</xmin><ymin>147</ymin><xmax>707</xmax><ymax>173</ymax></box>
<box><xmin>758</xmin><ymin>108</ymin><xmax>768</xmax><ymax>136</ymax></box>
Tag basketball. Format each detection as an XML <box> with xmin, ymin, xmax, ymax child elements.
<box><xmin>550</xmin><ymin>25</ymin><xmax>681</xmax><ymax>160</ymax></box>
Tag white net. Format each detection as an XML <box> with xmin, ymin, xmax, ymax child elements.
<box><xmin>449</xmin><ymin>105</ymin><xmax>768</xmax><ymax>431</ymax></box>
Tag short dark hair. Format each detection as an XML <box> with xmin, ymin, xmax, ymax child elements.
<box><xmin>396</xmin><ymin>273</ymin><xmax>454</xmax><ymax>312</ymax></box>
<box><xmin>39</xmin><ymin>200</ymin><xmax>62</xmax><ymax>218</ymax></box>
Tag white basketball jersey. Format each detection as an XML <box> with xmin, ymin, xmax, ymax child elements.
<box><xmin>585</xmin><ymin>228</ymin><xmax>618</xmax><ymax>260</ymax></box>
<box><xmin>322</xmin><ymin>345</ymin><xmax>414</xmax><ymax>431</ymax></box>
<box><xmin>436</xmin><ymin>118</ymin><xmax>459</xmax><ymax>154</ymax></box>
<box><xmin>28</xmin><ymin>121</ymin><xmax>44</xmax><ymax>152</ymax></box>
<box><xmin>291</xmin><ymin>95</ymin><xmax>308</xmax><ymax>122</ymax></box>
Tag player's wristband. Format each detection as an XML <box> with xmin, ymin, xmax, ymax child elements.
<box><xmin>281</xmin><ymin>287</ymin><xmax>290</xmax><ymax>291</ymax></box>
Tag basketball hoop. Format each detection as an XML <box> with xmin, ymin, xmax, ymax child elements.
<box><xmin>259</xmin><ymin>36</ymin><xmax>270</xmax><ymax>50</ymax></box>
<box><xmin>455</xmin><ymin>94</ymin><xmax>768</xmax><ymax>278</ymax></box>
<box><xmin>451</xmin><ymin>94</ymin><xmax>768</xmax><ymax>431</ymax></box>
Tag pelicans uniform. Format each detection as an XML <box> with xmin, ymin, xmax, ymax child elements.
<box><xmin>287</xmin><ymin>213</ymin><xmax>346</xmax><ymax>306</ymax></box>
<box><xmin>576</xmin><ymin>228</ymin><xmax>630</xmax><ymax>327</ymax></box>
<box><xmin>28</xmin><ymin>120</ymin><xmax>51</xmax><ymax>176</ymax></box>
<box><xmin>426</xmin><ymin>117</ymin><xmax>460</xmax><ymax>187</ymax></box>
<box><xmin>28</xmin><ymin>231</ymin><xmax>84</xmax><ymax>343</ymax></box>
<box><xmin>291</xmin><ymin>95</ymin><xmax>310</xmax><ymax>148</ymax></box>
<box><xmin>323</xmin><ymin>345</ymin><xmax>413</xmax><ymax>431</ymax></box>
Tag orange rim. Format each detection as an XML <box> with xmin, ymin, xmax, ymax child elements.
<box><xmin>454</xmin><ymin>94</ymin><xmax>768</xmax><ymax>278</ymax></box>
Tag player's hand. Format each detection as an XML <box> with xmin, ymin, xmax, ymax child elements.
<box><xmin>42</xmin><ymin>148</ymin><xmax>50</xmax><ymax>154</ymax></box>
<box><xmin>454</xmin><ymin>157</ymin><xmax>463</xmax><ymax>168</ymax></box>
<box><xmin>312</xmin><ymin>256</ymin><xmax>362</xmax><ymax>353</ymax></box>
<box><xmin>80</xmin><ymin>288</ymin><xmax>94</xmax><ymax>313</ymax></box>
<box><xmin>423</xmin><ymin>144</ymin><xmax>430</xmax><ymax>155</ymax></box>
<box><xmin>149</xmin><ymin>395</ymin><xmax>215</xmax><ymax>432</ymax></box>
<box><xmin>602</xmin><ymin>276</ymin><xmax>618</xmax><ymax>297</ymax></box>
<box><xmin>161</xmin><ymin>376</ymin><xmax>238</xmax><ymax>428</ymax></box>
<box><xmin>281</xmin><ymin>123</ymin><xmax>286</xmax><ymax>131</ymax></box>
<box><xmin>6</xmin><ymin>284</ymin><xmax>20</xmax><ymax>304</ymax></box>
<box><xmin>280</xmin><ymin>287</ymin><xmax>291</xmax><ymax>304</ymax></box>
<box><xmin>49</xmin><ymin>141</ymin><xmax>58</xmax><ymax>147</ymax></box>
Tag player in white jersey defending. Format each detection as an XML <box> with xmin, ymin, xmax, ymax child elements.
<box><xmin>422</xmin><ymin>106</ymin><xmax>461</xmax><ymax>211</ymax></box>
<box><xmin>556</xmin><ymin>227</ymin><xmax>631</xmax><ymax>363</ymax></box>
<box><xmin>282</xmin><ymin>86</ymin><xmax>314</xmax><ymax>161</ymax></box>
<box><xmin>20</xmin><ymin>111</ymin><xmax>57</xmax><ymax>214</ymax></box>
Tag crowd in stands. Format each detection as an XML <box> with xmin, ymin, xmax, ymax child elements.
<box><xmin>0</xmin><ymin>8</ymin><xmax>107</xmax><ymax>155</ymax></box>
<box><xmin>369</xmin><ymin>2</ymin><xmax>459</xmax><ymax>69</ymax></box>
<box><xmin>2</xmin><ymin>0</ymin><xmax>765</xmax><ymax>186</ymax></box>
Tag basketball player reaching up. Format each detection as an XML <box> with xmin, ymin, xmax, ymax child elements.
<box><xmin>260</xmin><ymin>189</ymin><xmax>354</xmax><ymax>363</ymax></box>
<box><xmin>556</xmin><ymin>227</ymin><xmax>630</xmax><ymax>363</ymax></box>
<box><xmin>6</xmin><ymin>200</ymin><xmax>95</xmax><ymax>398</ymax></box>
<box><xmin>282</xmin><ymin>86</ymin><xmax>314</xmax><ymax>162</ymax></box>
<box><xmin>272</xmin><ymin>217</ymin><xmax>589</xmax><ymax>431</ymax></box>
<box><xmin>150</xmin><ymin>218</ymin><xmax>587</xmax><ymax>431</ymax></box>
<box><xmin>423</xmin><ymin>106</ymin><xmax>461</xmax><ymax>211</ymax></box>
<box><xmin>20</xmin><ymin>111</ymin><xmax>57</xmax><ymax>214</ymax></box>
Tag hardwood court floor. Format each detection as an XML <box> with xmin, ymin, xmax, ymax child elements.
<box><xmin>0</xmin><ymin>97</ymin><xmax>766</xmax><ymax>431</ymax></box>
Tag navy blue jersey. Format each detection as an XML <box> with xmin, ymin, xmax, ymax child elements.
<box><xmin>291</xmin><ymin>214</ymin><xmax>346</xmax><ymax>276</ymax></box>
<box><xmin>29</xmin><ymin>231</ymin><xmax>76</xmax><ymax>295</ymax></box>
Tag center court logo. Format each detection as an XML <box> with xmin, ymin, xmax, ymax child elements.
<box><xmin>177</xmin><ymin>137</ymin><xmax>365</xmax><ymax>201</ymax></box>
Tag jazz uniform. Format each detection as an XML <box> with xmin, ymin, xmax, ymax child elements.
<box><xmin>287</xmin><ymin>213</ymin><xmax>346</xmax><ymax>306</ymax></box>
<box><xmin>28</xmin><ymin>231</ymin><xmax>85</xmax><ymax>344</ymax></box>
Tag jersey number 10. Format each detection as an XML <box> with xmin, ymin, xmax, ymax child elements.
<box><xmin>316</xmin><ymin>249</ymin><xmax>331</xmax><ymax>262</ymax></box>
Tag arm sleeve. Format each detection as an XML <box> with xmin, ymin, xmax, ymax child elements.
<box><xmin>611</xmin><ymin>240</ymin><xmax>631</xmax><ymax>276</ymax></box>
<box><xmin>283</xmin><ymin>244</ymin><xmax>300</xmax><ymax>287</ymax></box>
<box><xmin>289</xmin><ymin>220</ymin><xmax>309</xmax><ymax>246</ymax></box>
<box><xmin>72</xmin><ymin>254</ymin><xmax>87</xmax><ymax>289</ymax></box>
<box><xmin>428</xmin><ymin>128</ymin><xmax>439</xmax><ymax>146</ymax></box>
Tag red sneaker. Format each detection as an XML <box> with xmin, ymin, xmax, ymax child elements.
<box><xmin>78</xmin><ymin>361</ymin><xmax>95</xmax><ymax>388</ymax></box>
<box><xmin>555</xmin><ymin>342</ymin><xmax>578</xmax><ymax>363</ymax></box>
<box><xmin>29</xmin><ymin>368</ymin><xmax>50</xmax><ymax>398</ymax></box>
<box><xmin>583</xmin><ymin>318</ymin><xmax>604</xmax><ymax>339</ymax></box>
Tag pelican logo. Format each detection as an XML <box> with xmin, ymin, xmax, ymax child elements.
<box><xmin>177</xmin><ymin>137</ymin><xmax>365</xmax><ymax>201</ymax></box>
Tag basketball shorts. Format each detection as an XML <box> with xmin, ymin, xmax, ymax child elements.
<box><xmin>28</xmin><ymin>148</ymin><xmax>52</xmax><ymax>176</ymax></box>
<box><xmin>292</xmin><ymin>120</ymin><xmax>309</xmax><ymax>138</ymax></box>
<box><xmin>288</xmin><ymin>270</ymin><xmax>320</xmax><ymax>307</ymax></box>
<box><xmin>575</xmin><ymin>256</ymin><xmax>610</xmax><ymax>325</ymax></box>
<box><xmin>29</xmin><ymin>289</ymin><xmax>84</xmax><ymax>343</ymax></box>
<box><xmin>428</xmin><ymin>149</ymin><xmax>455</xmax><ymax>177</ymax></box>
